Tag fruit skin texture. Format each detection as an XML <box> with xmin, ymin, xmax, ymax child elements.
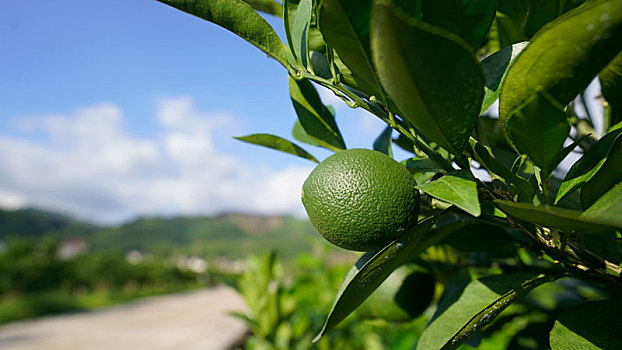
<box><xmin>301</xmin><ymin>148</ymin><xmax>419</xmax><ymax>252</ymax></box>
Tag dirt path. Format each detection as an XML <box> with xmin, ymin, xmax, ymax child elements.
<box><xmin>0</xmin><ymin>287</ymin><xmax>248</xmax><ymax>350</ymax></box>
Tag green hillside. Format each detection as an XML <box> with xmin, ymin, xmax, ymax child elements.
<box><xmin>0</xmin><ymin>208</ymin><xmax>325</xmax><ymax>261</ymax></box>
<box><xmin>0</xmin><ymin>208</ymin><xmax>98</xmax><ymax>239</ymax></box>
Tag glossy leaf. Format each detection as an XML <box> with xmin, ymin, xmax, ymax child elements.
<box><xmin>289</xmin><ymin>76</ymin><xmax>346</xmax><ymax>151</ymax></box>
<box><xmin>500</xmin><ymin>0</ymin><xmax>622</xmax><ymax>123</ymax></box>
<box><xmin>291</xmin><ymin>0</ymin><xmax>312</xmax><ymax>66</ymax></box>
<box><xmin>402</xmin><ymin>157</ymin><xmax>445</xmax><ymax>184</ymax></box>
<box><xmin>372</xmin><ymin>126</ymin><xmax>393</xmax><ymax>156</ymax></box>
<box><xmin>582</xmin><ymin>182</ymin><xmax>622</xmax><ymax>228</ymax></box>
<box><xmin>319</xmin><ymin>0</ymin><xmax>385</xmax><ymax>99</ymax></box>
<box><xmin>157</xmin><ymin>0</ymin><xmax>287</xmax><ymax>66</ymax></box>
<box><xmin>555</xmin><ymin>128</ymin><xmax>622</xmax><ymax>204</ymax></box>
<box><xmin>580</xmin><ymin>130</ymin><xmax>622</xmax><ymax>208</ymax></box>
<box><xmin>504</xmin><ymin>91</ymin><xmax>570</xmax><ymax>176</ymax></box>
<box><xmin>234</xmin><ymin>133</ymin><xmax>318</xmax><ymax>163</ymax></box>
<box><xmin>480</xmin><ymin>42</ymin><xmax>528</xmax><ymax>114</ymax></box>
<box><xmin>241</xmin><ymin>0</ymin><xmax>282</xmax><ymax>17</ymax></box>
<box><xmin>600</xmin><ymin>52</ymin><xmax>622</xmax><ymax>127</ymax></box>
<box><xmin>417</xmin><ymin>273</ymin><xmax>554</xmax><ymax>350</ymax></box>
<box><xmin>417</xmin><ymin>170</ymin><xmax>481</xmax><ymax>216</ymax></box>
<box><xmin>550</xmin><ymin>299</ymin><xmax>622</xmax><ymax>350</ymax></box>
<box><xmin>494</xmin><ymin>199</ymin><xmax>619</xmax><ymax>233</ymax></box>
<box><xmin>314</xmin><ymin>213</ymin><xmax>479</xmax><ymax>341</ymax></box>
<box><xmin>420</xmin><ymin>0</ymin><xmax>498</xmax><ymax>50</ymax></box>
<box><xmin>371</xmin><ymin>1</ymin><xmax>485</xmax><ymax>154</ymax></box>
<box><xmin>292</xmin><ymin>120</ymin><xmax>320</xmax><ymax>147</ymax></box>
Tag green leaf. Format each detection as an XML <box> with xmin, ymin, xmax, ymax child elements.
<box><xmin>555</xmin><ymin>128</ymin><xmax>622</xmax><ymax>204</ymax></box>
<box><xmin>292</xmin><ymin>120</ymin><xmax>320</xmax><ymax>147</ymax></box>
<box><xmin>371</xmin><ymin>1</ymin><xmax>485</xmax><ymax>154</ymax></box>
<box><xmin>469</xmin><ymin>138</ymin><xmax>534</xmax><ymax>199</ymax></box>
<box><xmin>372</xmin><ymin>126</ymin><xmax>393</xmax><ymax>156</ymax></box>
<box><xmin>309</xmin><ymin>51</ymin><xmax>332</xmax><ymax>79</ymax></box>
<box><xmin>582</xmin><ymin>182</ymin><xmax>622</xmax><ymax>228</ymax></box>
<box><xmin>402</xmin><ymin>157</ymin><xmax>445</xmax><ymax>184</ymax></box>
<box><xmin>417</xmin><ymin>273</ymin><xmax>556</xmax><ymax>350</ymax></box>
<box><xmin>157</xmin><ymin>0</ymin><xmax>287</xmax><ymax>66</ymax></box>
<box><xmin>417</xmin><ymin>170</ymin><xmax>481</xmax><ymax>216</ymax></box>
<box><xmin>487</xmin><ymin>11</ymin><xmax>524</xmax><ymax>53</ymax></box>
<box><xmin>420</xmin><ymin>0</ymin><xmax>498</xmax><ymax>50</ymax></box>
<box><xmin>500</xmin><ymin>0</ymin><xmax>622</xmax><ymax>123</ymax></box>
<box><xmin>480</xmin><ymin>42</ymin><xmax>528</xmax><ymax>114</ymax></box>
<box><xmin>600</xmin><ymin>52</ymin><xmax>622</xmax><ymax>127</ymax></box>
<box><xmin>493</xmin><ymin>199</ymin><xmax>619</xmax><ymax>233</ymax></box>
<box><xmin>314</xmin><ymin>213</ymin><xmax>479</xmax><ymax>341</ymax></box>
<box><xmin>550</xmin><ymin>299</ymin><xmax>622</xmax><ymax>350</ymax></box>
<box><xmin>289</xmin><ymin>76</ymin><xmax>346</xmax><ymax>151</ymax></box>
<box><xmin>241</xmin><ymin>0</ymin><xmax>283</xmax><ymax>17</ymax></box>
<box><xmin>291</xmin><ymin>0</ymin><xmax>312</xmax><ymax>67</ymax></box>
<box><xmin>402</xmin><ymin>157</ymin><xmax>445</xmax><ymax>173</ymax></box>
<box><xmin>522</xmin><ymin>0</ymin><xmax>563</xmax><ymax>37</ymax></box>
<box><xmin>234</xmin><ymin>133</ymin><xmax>319</xmax><ymax>163</ymax></box>
<box><xmin>320</xmin><ymin>0</ymin><xmax>385</xmax><ymax>100</ymax></box>
<box><xmin>580</xmin><ymin>133</ymin><xmax>622</xmax><ymax>208</ymax></box>
<box><xmin>504</xmin><ymin>91</ymin><xmax>570</xmax><ymax>176</ymax></box>
<box><xmin>361</xmin><ymin>263</ymin><xmax>435</xmax><ymax>322</ymax></box>
<box><xmin>319</xmin><ymin>0</ymin><xmax>385</xmax><ymax>99</ymax></box>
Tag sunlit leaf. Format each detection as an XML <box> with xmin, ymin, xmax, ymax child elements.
<box><xmin>582</xmin><ymin>182</ymin><xmax>622</xmax><ymax>228</ymax></box>
<box><xmin>500</xmin><ymin>0</ymin><xmax>622</xmax><ymax>125</ymax></box>
<box><xmin>291</xmin><ymin>0</ymin><xmax>312</xmax><ymax>66</ymax></box>
<box><xmin>289</xmin><ymin>76</ymin><xmax>346</xmax><ymax>151</ymax></box>
<box><xmin>319</xmin><ymin>0</ymin><xmax>385</xmax><ymax>99</ymax></box>
<box><xmin>371</xmin><ymin>1</ymin><xmax>484</xmax><ymax>154</ymax></box>
<box><xmin>241</xmin><ymin>0</ymin><xmax>282</xmax><ymax>17</ymax></box>
<box><xmin>417</xmin><ymin>170</ymin><xmax>481</xmax><ymax>216</ymax></box>
<box><xmin>234</xmin><ymin>133</ymin><xmax>319</xmax><ymax>163</ymax></box>
<box><xmin>494</xmin><ymin>200</ymin><xmax>619</xmax><ymax>233</ymax></box>
<box><xmin>157</xmin><ymin>0</ymin><xmax>287</xmax><ymax>66</ymax></box>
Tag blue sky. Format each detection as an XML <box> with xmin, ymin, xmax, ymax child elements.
<box><xmin>0</xmin><ymin>0</ymin><xmax>388</xmax><ymax>224</ymax></box>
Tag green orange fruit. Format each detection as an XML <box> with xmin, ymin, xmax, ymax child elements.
<box><xmin>301</xmin><ymin>148</ymin><xmax>419</xmax><ymax>252</ymax></box>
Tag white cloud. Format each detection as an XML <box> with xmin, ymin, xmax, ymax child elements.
<box><xmin>0</xmin><ymin>97</ymin><xmax>313</xmax><ymax>224</ymax></box>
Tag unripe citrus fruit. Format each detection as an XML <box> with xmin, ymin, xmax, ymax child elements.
<box><xmin>301</xmin><ymin>148</ymin><xmax>419</xmax><ymax>252</ymax></box>
<box><xmin>362</xmin><ymin>264</ymin><xmax>435</xmax><ymax>322</ymax></box>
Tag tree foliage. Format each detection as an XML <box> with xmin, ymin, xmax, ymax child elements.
<box><xmin>157</xmin><ymin>0</ymin><xmax>622</xmax><ymax>348</ymax></box>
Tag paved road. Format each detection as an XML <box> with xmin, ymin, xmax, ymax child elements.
<box><xmin>0</xmin><ymin>287</ymin><xmax>248</xmax><ymax>350</ymax></box>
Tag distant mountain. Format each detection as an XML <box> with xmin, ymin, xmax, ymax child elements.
<box><xmin>0</xmin><ymin>208</ymin><xmax>98</xmax><ymax>239</ymax></box>
<box><xmin>0</xmin><ymin>208</ymin><xmax>326</xmax><ymax>261</ymax></box>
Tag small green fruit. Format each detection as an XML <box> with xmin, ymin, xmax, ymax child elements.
<box><xmin>302</xmin><ymin>149</ymin><xmax>419</xmax><ymax>252</ymax></box>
